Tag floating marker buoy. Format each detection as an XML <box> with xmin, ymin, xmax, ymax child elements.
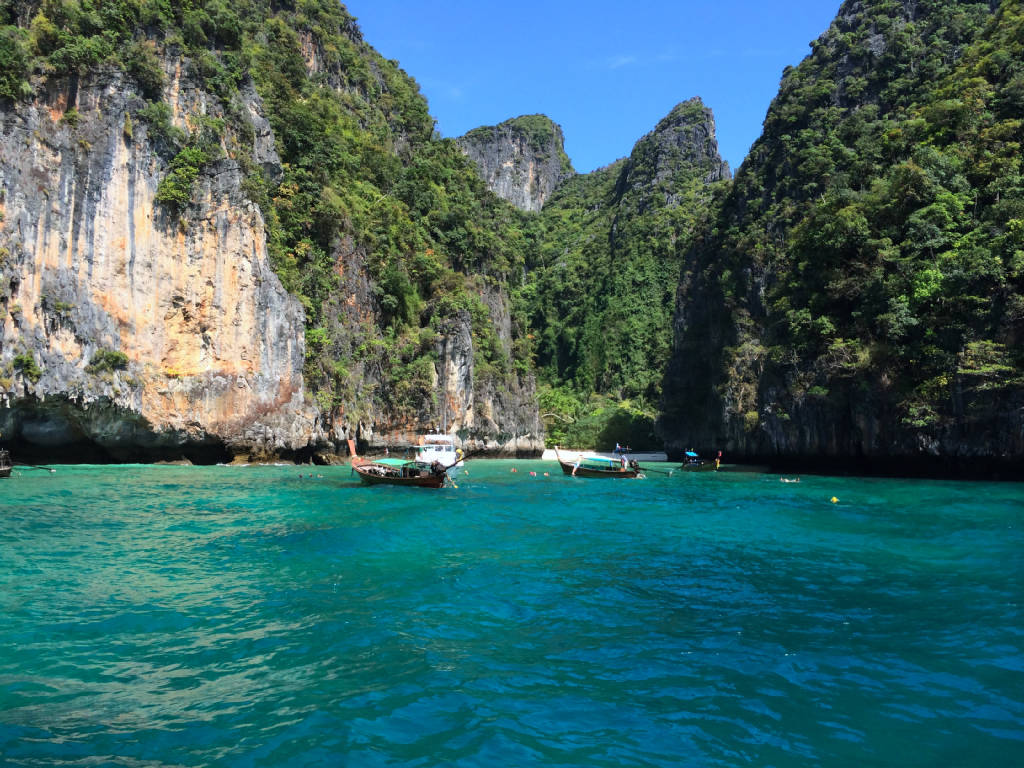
<box><xmin>543</xmin><ymin>472</ymin><xmax>549</xmax><ymax>477</ymax></box>
<box><xmin>831</xmin><ymin>496</ymin><xmax>839</xmax><ymax>504</ymax></box>
<box><xmin>529</xmin><ymin>471</ymin><xmax>536</xmax><ymax>476</ymax></box>
<box><xmin>511</xmin><ymin>468</ymin><xmax>517</xmax><ymax>473</ymax></box>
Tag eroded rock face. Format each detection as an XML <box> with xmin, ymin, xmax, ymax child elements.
<box><xmin>436</xmin><ymin>293</ymin><xmax>543</xmax><ymax>455</ymax></box>
<box><xmin>342</xmin><ymin>297</ymin><xmax>544</xmax><ymax>458</ymax></box>
<box><xmin>0</xmin><ymin>66</ymin><xmax>314</xmax><ymax>461</ymax></box>
<box><xmin>457</xmin><ymin>115</ymin><xmax>574</xmax><ymax>212</ymax></box>
<box><xmin>615</xmin><ymin>98</ymin><xmax>731</xmax><ymax>212</ymax></box>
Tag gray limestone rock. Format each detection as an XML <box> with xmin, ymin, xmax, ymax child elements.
<box><xmin>457</xmin><ymin>115</ymin><xmax>574</xmax><ymax>212</ymax></box>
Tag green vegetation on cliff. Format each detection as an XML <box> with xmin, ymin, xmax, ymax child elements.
<box><xmin>663</xmin><ymin>0</ymin><xmax>1024</xmax><ymax>456</ymax></box>
<box><xmin>0</xmin><ymin>0</ymin><xmax>535</xmax><ymax>428</ymax></box>
<box><xmin>518</xmin><ymin>99</ymin><xmax>729</xmax><ymax>448</ymax></box>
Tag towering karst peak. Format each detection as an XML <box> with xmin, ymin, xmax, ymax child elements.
<box><xmin>456</xmin><ymin>114</ymin><xmax>574</xmax><ymax>212</ymax></box>
<box><xmin>608</xmin><ymin>97</ymin><xmax>731</xmax><ymax>217</ymax></box>
<box><xmin>624</xmin><ymin>97</ymin><xmax>731</xmax><ymax>189</ymax></box>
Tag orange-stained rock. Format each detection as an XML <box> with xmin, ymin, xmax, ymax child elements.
<box><xmin>0</xmin><ymin>68</ymin><xmax>316</xmax><ymax>461</ymax></box>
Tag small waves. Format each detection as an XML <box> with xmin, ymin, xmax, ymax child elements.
<box><xmin>0</xmin><ymin>464</ymin><xmax>1022</xmax><ymax>765</ymax></box>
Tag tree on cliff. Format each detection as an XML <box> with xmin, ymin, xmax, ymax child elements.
<box><xmin>661</xmin><ymin>0</ymin><xmax>1024</xmax><ymax>465</ymax></box>
<box><xmin>0</xmin><ymin>0</ymin><xmax>538</xmax><ymax>441</ymax></box>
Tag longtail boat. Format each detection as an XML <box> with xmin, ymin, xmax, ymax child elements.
<box><xmin>555</xmin><ymin>448</ymin><xmax>642</xmax><ymax>479</ymax></box>
<box><xmin>353</xmin><ymin>457</ymin><xmax>449</xmax><ymax>488</ymax></box>
<box><xmin>679</xmin><ymin>450</ymin><xmax>721</xmax><ymax>472</ymax></box>
<box><xmin>347</xmin><ymin>438</ymin><xmax>453</xmax><ymax>488</ymax></box>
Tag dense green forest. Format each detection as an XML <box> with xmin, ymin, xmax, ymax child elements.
<box><xmin>2</xmin><ymin>0</ymin><xmax>1022</xmax><ymax>463</ymax></box>
<box><xmin>662</xmin><ymin>0</ymin><xmax>1024</xmax><ymax>464</ymax></box>
<box><xmin>518</xmin><ymin>100</ymin><xmax>730</xmax><ymax>449</ymax></box>
<box><xmin>0</xmin><ymin>0</ymin><xmax>535</xmax><ymax>427</ymax></box>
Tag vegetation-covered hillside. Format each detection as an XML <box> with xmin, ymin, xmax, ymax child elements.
<box><xmin>0</xmin><ymin>0</ymin><xmax>535</xmax><ymax>432</ymax></box>
<box><xmin>662</xmin><ymin>0</ymin><xmax>1023</xmax><ymax>470</ymax></box>
<box><xmin>518</xmin><ymin>99</ymin><xmax>730</xmax><ymax>449</ymax></box>
<box><xmin>3</xmin><ymin>0</ymin><xmax>1021</xmax><ymax>469</ymax></box>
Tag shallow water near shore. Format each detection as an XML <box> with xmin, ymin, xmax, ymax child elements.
<box><xmin>1</xmin><ymin>461</ymin><xmax>1022</xmax><ymax>766</ymax></box>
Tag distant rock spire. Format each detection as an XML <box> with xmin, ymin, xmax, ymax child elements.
<box><xmin>616</xmin><ymin>97</ymin><xmax>731</xmax><ymax>208</ymax></box>
<box><xmin>456</xmin><ymin>115</ymin><xmax>575</xmax><ymax>212</ymax></box>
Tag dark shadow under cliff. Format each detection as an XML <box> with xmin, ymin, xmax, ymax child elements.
<box><xmin>0</xmin><ymin>398</ymin><xmax>233</xmax><ymax>465</ymax></box>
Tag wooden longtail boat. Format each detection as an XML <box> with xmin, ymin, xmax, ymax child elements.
<box><xmin>353</xmin><ymin>457</ymin><xmax>449</xmax><ymax>488</ymax></box>
<box><xmin>347</xmin><ymin>439</ymin><xmax>452</xmax><ymax>488</ymax></box>
<box><xmin>555</xmin><ymin>448</ymin><xmax>642</xmax><ymax>479</ymax></box>
<box><xmin>679</xmin><ymin>450</ymin><xmax>720</xmax><ymax>472</ymax></box>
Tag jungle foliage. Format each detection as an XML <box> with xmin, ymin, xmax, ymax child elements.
<box><xmin>518</xmin><ymin>100</ymin><xmax>729</xmax><ymax>448</ymax></box>
<box><xmin>663</xmin><ymin>0</ymin><xmax>1024</xmax><ymax>446</ymax></box>
<box><xmin>0</xmin><ymin>0</ymin><xmax>535</xmax><ymax>426</ymax></box>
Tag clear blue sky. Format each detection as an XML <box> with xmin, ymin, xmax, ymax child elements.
<box><xmin>349</xmin><ymin>1</ymin><xmax>842</xmax><ymax>174</ymax></box>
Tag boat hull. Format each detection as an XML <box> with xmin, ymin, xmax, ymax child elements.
<box><xmin>353</xmin><ymin>462</ymin><xmax>447</xmax><ymax>488</ymax></box>
<box><xmin>557</xmin><ymin>459</ymin><xmax>640</xmax><ymax>479</ymax></box>
<box><xmin>680</xmin><ymin>462</ymin><xmax>718</xmax><ymax>472</ymax></box>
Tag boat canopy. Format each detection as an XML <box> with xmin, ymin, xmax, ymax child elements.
<box><xmin>375</xmin><ymin>458</ymin><xmax>417</xmax><ymax>467</ymax></box>
<box><xmin>579</xmin><ymin>455</ymin><xmax>621</xmax><ymax>465</ymax></box>
<box><xmin>685</xmin><ymin>451</ymin><xmax>698</xmax><ymax>457</ymax></box>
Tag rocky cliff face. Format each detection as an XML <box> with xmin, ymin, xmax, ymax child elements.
<box><xmin>0</xmin><ymin>29</ymin><xmax>545</xmax><ymax>462</ymax></box>
<box><xmin>317</xmin><ymin>236</ymin><xmax>543</xmax><ymax>457</ymax></box>
<box><xmin>354</xmin><ymin>294</ymin><xmax>542</xmax><ymax>456</ymax></box>
<box><xmin>0</xmin><ymin>64</ymin><xmax>315</xmax><ymax>462</ymax></box>
<box><xmin>457</xmin><ymin>115</ymin><xmax>574</xmax><ymax>212</ymax></box>
<box><xmin>658</xmin><ymin>0</ymin><xmax>1017</xmax><ymax>477</ymax></box>
<box><xmin>615</xmin><ymin>99</ymin><xmax>731</xmax><ymax>210</ymax></box>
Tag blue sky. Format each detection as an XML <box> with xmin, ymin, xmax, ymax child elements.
<box><xmin>350</xmin><ymin>1</ymin><xmax>842</xmax><ymax>174</ymax></box>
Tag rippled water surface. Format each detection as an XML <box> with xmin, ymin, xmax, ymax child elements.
<box><xmin>1</xmin><ymin>462</ymin><xmax>1022</xmax><ymax>766</ymax></box>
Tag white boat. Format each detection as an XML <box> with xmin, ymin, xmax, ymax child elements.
<box><xmin>414</xmin><ymin>434</ymin><xmax>464</xmax><ymax>470</ymax></box>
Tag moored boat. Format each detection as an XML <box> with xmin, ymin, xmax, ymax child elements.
<box><xmin>680</xmin><ymin>450</ymin><xmax>720</xmax><ymax>472</ymax></box>
<box><xmin>347</xmin><ymin>438</ymin><xmax>454</xmax><ymax>488</ymax></box>
<box><xmin>352</xmin><ymin>457</ymin><xmax>449</xmax><ymax>488</ymax></box>
<box><xmin>0</xmin><ymin>449</ymin><xmax>11</xmax><ymax>479</ymax></box>
<box><xmin>414</xmin><ymin>434</ymin><xmax>463</xmax><ymax>472</ymax></box>
<box><xmin>555</xmin><ymin>448</ymin><xmax>642</xmax><ymax>478</ymax></box>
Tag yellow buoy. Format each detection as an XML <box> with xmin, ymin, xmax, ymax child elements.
<box><xmin>831</xmin><ymin>496</ymin><xmax>839</xmax><ymax>504</ymax></box>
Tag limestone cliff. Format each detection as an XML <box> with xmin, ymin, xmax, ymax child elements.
<box><xmin>614</xmin><ymin>99</ymin><xmax>731</xmax><ymax>212</ymax></box>
<box><xmin>658</xmin><ymin>0</ymin><xmax>1019</xmax><ymax>477</ymax></box>
<box><xmin>457</xmin><ymin>115</ymin><xmax>574</xmax><ymax>212</ymax></box>
<box><xmin>0</xmin><ymin>65</ymin><xmax>314</xmax><ymax>462</ymax></box>
<box><xmin>316</xmin><ymin>235</ymin><xmax>542</xmax><ymax>457</ymax></box>
<box><xmin>0</xmin><ymin>3</ymin><xmax>545</xmax><ymax>462</ymax></box>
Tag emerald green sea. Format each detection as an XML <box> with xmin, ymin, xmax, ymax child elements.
<box><xmin>0</xmin><ymin>461</ymin><xmax>1021</xmax><ymax>766</ymax></box>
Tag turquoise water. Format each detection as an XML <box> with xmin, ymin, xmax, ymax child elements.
<box><xmin>0</xmin><ymin>461</ymin><xmax>1021</xmax><ymax>767</ymax></box>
